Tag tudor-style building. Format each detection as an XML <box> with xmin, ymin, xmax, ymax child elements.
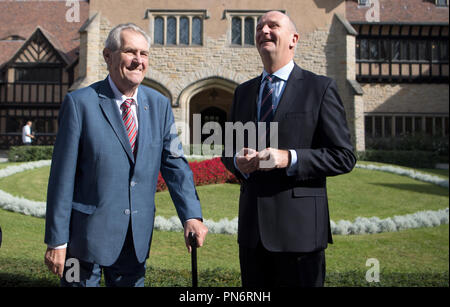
<box><xmin>0</xmin><ymin>0</ymin><xmax>89</xmax><ymax>148</ymax></box>
<box><xmin>0</xmin><ymin>0</ymin><xmax>448</xmax><ymax>151</ymax></box>
<box><xmin>347</xmin><ymin>0</ymin><xmax>449</xmax><ymax>140</ymax></box>
<box><xmin>0</xmin><ymin>28</ymin><xmax>73</xmax><ymax>146</ymax></box>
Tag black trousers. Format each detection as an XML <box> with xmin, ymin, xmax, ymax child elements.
<box><xmin>239</xmin><ymin>241</ymin><xmax>326</xmax><ymax>287</ymax></box>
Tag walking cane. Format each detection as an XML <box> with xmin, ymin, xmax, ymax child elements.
<box><xmin>188</xmin><ymin>232</ymin><xmax>198</xmax><ymax>287</ymax></box>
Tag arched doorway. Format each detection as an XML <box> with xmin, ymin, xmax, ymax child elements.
<box><xmin>199</xmin><ymin>106</ymin><xmax>227</xmax><ymax>143</ymax></box>
<box><xmin>177</xmin><ymin>77</ymin><xmax>237</xmax><ymax>147</ymax></box>
<box><xmin>189</xmin><ymin>87</ymin><xmax>233</xmax><ymax>146</ymax></box>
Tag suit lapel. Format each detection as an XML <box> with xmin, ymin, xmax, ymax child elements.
<box><xmin>135</xmin><ymin>87</ymin><xmax>150</xmax><ymax>165</ymax></box>
<box><xmin>243</xmin><ymin>76</ymin><xmax>260</xmax><ymax>123</ymax></box>
<box><xmin>98</xmin><ymin>79</ymin><xmax>135</xmax><ymax>163</ymax></box>
<box><xmin>273</xmin><ymin>64</ymin><xmax>304</xmax><ymax>122</ymax></box>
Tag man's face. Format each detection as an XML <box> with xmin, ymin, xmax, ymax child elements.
<box><xmin>103</xmin><ymin>29</ymin><xmax>149</xmax><ymax>94</ymax></box>
<box><xmin>256</xmin><ymin>11</ymin><xmax>298</xmax><ymax>61</ymax></box>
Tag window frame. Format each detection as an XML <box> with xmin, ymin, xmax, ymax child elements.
<box><xmin>146</xmin><ymin>10</ymin><xmax>208</xmax><ymax>47</ymax></box>
<box><xmin>365</xmin><ymin>113</ymin><xmax>449</xmax><ymax>138</ymax></box>
<box><xmin>435</xmin><ymin>0</ymin><xmax>449</xmax><ymax>7</ymax></box>
<box><xmin>358</xmin><ymin>0</ymin><xmax>370</xmax><ymax>7</ymax></box>
<box><xmin>223</xmin><ymin>10</ymin><xmax>285</xmax><ymax>47</ymax></box>
<box><xmin>13</xmin><ymin>63</ymin><xmax>62</xmax><ymax>84</ymax></box>
<box><xmin>354</xmin><ymin>23</ymin><xmax>449</xmax><ymax>83</ymax></box>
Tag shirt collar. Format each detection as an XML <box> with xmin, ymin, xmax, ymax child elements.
<box><xmin>108</xmin><ymin>75</ymin><xmax>139</xmax><ymax>105</ymax></box>
<box><xmin>261</xmin><ymin>60</ymin><xmax>294</xmax><ymax>83</ymax></box>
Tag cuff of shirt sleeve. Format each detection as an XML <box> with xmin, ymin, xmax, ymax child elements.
<box><xmin>286</xmin><ymin>149</ymin><xmax>298</xmax><ymax>176</ymax></box>
<box><xmin>234</xmin><ymin>154</ymin><xmax>249</xmax><ymax>179</ymax></box>
<box><xmin>48</xmin><ymin>243</ymin><xmax>67</xmax><ymax>249</ymax></box>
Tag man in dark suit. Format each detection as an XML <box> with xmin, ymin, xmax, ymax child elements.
<box><xmin>221</xmin><ymin>11</ymin><xmax>356</xmax><ymax>287</ymax></box>
<box><xmin>44</xmin><ymin>23</ymin><xmax>208</xmax><ymax>286</ymax></box>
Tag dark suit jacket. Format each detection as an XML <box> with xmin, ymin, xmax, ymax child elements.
<box><xmin>222</xmin><ymin>64</ymin><xmax>356</xmax><ymax>253</ymax></box>
<box><xmin>45</xmin><ymin>78</ymin><xmax>202</xmax><ymax>266</ymax></box>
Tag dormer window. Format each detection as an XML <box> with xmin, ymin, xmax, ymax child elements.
<box><xmin>435</xmin><ymin>0</ymin><xmax>449</xmax><ymax>7</ymax></box>
<box><xmin>358</xmin><ymin>0</ymin><xmax>370</xmax><ymax>7</ymax></box>
<box><xmin>0</xmin><ymin>35</ymin><xmax>26</xmax><ymax>41</ymax></box>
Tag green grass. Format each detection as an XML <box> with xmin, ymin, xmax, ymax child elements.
<box><xmin>0</xmin><ymin>208</ymin><xmax>448</xmax><ymax>286</ymax></box>
<box><xmin>327</xmin><ymin>168</ymin><xmax>448</xmax><ymax>221</ymax></box>
<box><xmin>0</xmin><ymin>160</ymin><xmax>448</xmax><ymax>286</ymax></box>
<box><xmin>0</xmin><ymin>162</ymin><xmax>447</xmax><ymax>221</ymax></box>
<box><xmin>0</xmin><ymin>166</ymin><xmax>50</xmax><ymax>202</ymax></box>
<box><xmin>156</xmin><ymin>184</ymin><xmax>239</xmax><ymax>220</ymax></box>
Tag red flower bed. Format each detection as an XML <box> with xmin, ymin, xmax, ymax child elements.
<box><xmin>156</xmin><ymin>157</ymin><xmax>238</xmax><ymax>192</ymax></box>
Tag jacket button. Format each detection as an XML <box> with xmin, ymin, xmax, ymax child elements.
<box><xmin>124</xmin><ymin>209</ymin><xmax>131</xmax><ymax>215</ymax></box>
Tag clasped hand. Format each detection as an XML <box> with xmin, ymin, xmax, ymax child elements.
<box><xmin>235</xmin><ymin>147</ymin><xmax>290</xmax><ymax>174</ymax></box>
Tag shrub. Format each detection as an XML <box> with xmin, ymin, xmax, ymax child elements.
<box><xmin>357</xmin><ymin>150</ymin><xmax>440</xmax><ymax>168</ymax></box>
<box><xmin>8</xmin><ymin>146</ymin><xmax>53</xmax><ymax>162</ymax></box>
<box><xmin>366</xmin><ymin>134</ymin><xmax>449</xmax><ymax>157</ymax></box>
<box><xmin>157</xmin><ymin>157</ymin><xmax>237</xmax><ymax>192</ymax></box>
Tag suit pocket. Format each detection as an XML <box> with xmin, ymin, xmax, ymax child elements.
<box><xmin>72</xmin><ymin>202</ymin><xmax>96</xmax><ymax>215</ymax></box>
<box><xmin>292</xmin><ymin>187</ymin><xmax>326</xmax><ymax>197</ymax></box>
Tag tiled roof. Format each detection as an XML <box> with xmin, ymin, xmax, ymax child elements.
<box><xmin>0</xmin><ymin>0</ymin><xmax>89</xmax><ymax>67</ymax></box>
<box><xmin>346</xmin><ymin>0</ymin><xmax>449</xmax><ymax>23</ymax></box>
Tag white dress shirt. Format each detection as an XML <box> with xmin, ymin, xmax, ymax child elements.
<box><xmin>108</xmin><ymin>75</ymin><xmax>139</xmax><ymax>129</ymax></box>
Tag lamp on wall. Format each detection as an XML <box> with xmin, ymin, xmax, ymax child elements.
<box><xmin>208</xmin><ymin>88</ymin><xmax>218</xmax><ymax>101</ymax></box>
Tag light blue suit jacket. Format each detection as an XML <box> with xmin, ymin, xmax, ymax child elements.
<box><xmin>45</xmin><ymin>78</ymin><xmax>202</xmax><ymax>266</ymax></box>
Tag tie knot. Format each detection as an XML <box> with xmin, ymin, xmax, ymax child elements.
<box><xmin>265</xmin><ymin>74</ymin><xmax>274</xmax><ymax>83</ymax></box>
<box><xmin>122</xmin><ymin>98</ymin><xmax>135</xmax><ymax>109</ymax></box>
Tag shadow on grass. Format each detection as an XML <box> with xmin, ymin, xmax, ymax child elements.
<box><xmin>0</xmin><ymin>273</ymin><xmax>58</xmax><ymax>287</ymax></box>
<box><xmin>371</xmin><ymin>183</ymin><xmax>449</xmax><ymax>197</ymax></box>
<box><xmin>326</xmin><ymin>271</ymin><xmax>449</xmax><ymax>287</ymax></box>
<box><xmin>1</xmin><ymin>268</ymin><xmax>447</xmax><ymax>287</ymax></box>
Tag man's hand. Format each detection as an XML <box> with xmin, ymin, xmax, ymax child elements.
<box><xmin>258</xmin><ymin>148</ymin><xmax>290</xmax><ymax>170</ymax></box>
<box><xmin>184</xmin><ymin>219</ymin><xmax>208</xmax><ymax>253</ymax></box>
<box><xmin>236</xmin><ymin>148</ymin><xmax>259</xmax><ymax>174</ymax></box>
<box><xmin>44</xmin><ymin>247</ymin><xmax>66</xmax><ymax>278</ymax></box>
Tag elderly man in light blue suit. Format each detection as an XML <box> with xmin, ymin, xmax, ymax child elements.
<box><xmin>44</xmin><ymin>23</ymin><xmax>208</xmax><ymax>287</ymax></box>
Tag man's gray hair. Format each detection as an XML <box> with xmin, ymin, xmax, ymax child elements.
<box><xmin>105</xmin><ymin>23</ymin><xmax>151</xmax><ymax>51</ymax></box>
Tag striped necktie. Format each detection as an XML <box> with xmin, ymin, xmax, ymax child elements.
<box><xmin>121</xmin><ymin>98</ymin><xmax>138</xmax><ymax>154</ymax></box>
<box><xmin>259</xmin><ymin>75</ymin><xmax>274</xmax><ymax>147</ymax></box>
<box><xmin>260</xmin><ymin>74</ymin><xmax>274</xmax><ymax>124</ymax></box>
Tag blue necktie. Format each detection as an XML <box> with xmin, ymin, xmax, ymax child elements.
<box><xmin>259</xmin><ymin>75</ymin><xmax>275</xmax><ymax>148</ymax></box>
<box><xmin>260</xmin><ymin>75</ymin><xmax>274</xmax><ymax>124</ymax></box>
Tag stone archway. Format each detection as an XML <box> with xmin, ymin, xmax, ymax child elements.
<box><xmin>141</xmin><ymin>78</ymin><xmax>172</xmax><ymax>102</ymax></box>
<box><xmin>190</xmin><ymin>89</ymin><xmax>231</xmax><ymax>144</ymax></box>
<box><xmin>177</xmin><ymin>77</ymin><xmax>237</xmax><ymax>146</ymax></box>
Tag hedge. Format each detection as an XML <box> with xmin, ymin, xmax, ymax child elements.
<box><xmin>357</xmin><ymin>150</ymin><xmax>440</xmax><ymax>168</ymax></box>
<box><xmin>8</xmin><ymin>146</ymin><xmax>53</xmax><ymax>162</ymax></box>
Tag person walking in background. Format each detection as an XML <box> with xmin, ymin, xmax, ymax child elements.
<box><xmin>221</xmin><ymin>11</ymin><xmax>356</xmax><ymax>287</ymax></box>
<box><xmin>22</xmin><ymin>121</ymin><xmax>34</xmax><ymax>145</ymax></box>
<box><xmin>44</xmin><ymin>23</ymin><xmax>208</xmax><ymax>287</ymax></box>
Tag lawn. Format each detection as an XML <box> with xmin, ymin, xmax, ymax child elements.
<box><xmin>0</xmin><ymin>161</ymin><xmax>448</xmax><ymax>286</ymax></box>
<box><xmin>1</xmin><ymin>162</ymin><xmax>447</xmax><ymax>221</ymax></box>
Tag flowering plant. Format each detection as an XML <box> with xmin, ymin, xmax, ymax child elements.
<box><xmin>156</xmin><ymin>157</ymin><xmax>238</xmax><ymax>192</ymax></box>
